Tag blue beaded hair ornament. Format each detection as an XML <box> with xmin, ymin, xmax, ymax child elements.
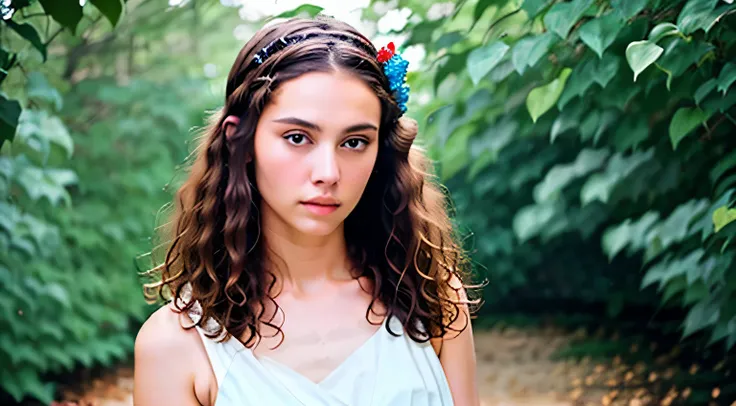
<box><xmin>241</xmin><ymin>34</ymin><xmax>410</xmax><ymax>117</ymax></box>
<box><xmin>376</xmin><ymin>42</ymin><xmax>410</xmax><ymax>115</ymax></box>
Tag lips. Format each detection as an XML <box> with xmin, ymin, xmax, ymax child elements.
<box><xmin>300</xmin><ymin>197</ymin><xmax>341</xmax><ymax>215</ymax></box>
<box><xmin>301</xmin><ymin>197</ymin><xmax>341</xmax><ymax>206</ymax></box>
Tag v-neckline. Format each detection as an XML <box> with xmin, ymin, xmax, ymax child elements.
<box><xmin>244</xmin><ymin>316</ymin><xmax>388</xmax><ymax>386</ymax></box>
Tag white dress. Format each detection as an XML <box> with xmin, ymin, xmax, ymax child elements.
<box><xmin>191</xmin><ymin>313</ymin><xmax>455</xmax><ymax>405</ymax></box>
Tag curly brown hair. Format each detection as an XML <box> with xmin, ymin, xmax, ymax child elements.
<box><xmin>144</xmin><ymin>15</ymin><xmax>481</xmax><ymax>348</ymax></box>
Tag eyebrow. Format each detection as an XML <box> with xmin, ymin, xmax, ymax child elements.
<box><xmin>272</xmin><ymin>117</ymin><xmax>379</xmax><ymax>134</ymax></box>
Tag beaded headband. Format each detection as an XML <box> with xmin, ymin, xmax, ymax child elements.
<box><xmin>242</xmin><ymin>32</ymin><xmax>410</xmax><ymax>115</ymax></box>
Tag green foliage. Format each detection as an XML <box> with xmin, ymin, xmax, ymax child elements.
<box><xmin>0</xmin><ymin>0</ymin><xmax>238</xmax><ymax>402</ymax></box>
<box><xmin>467</xmin><ymin>41</ymin><xmax>509</xmax><ymax>84</ymax></box>
<box><xmin>368</xmin><ymin>0</ymin><xmax>736</xmax><ymax>358</ymax></box>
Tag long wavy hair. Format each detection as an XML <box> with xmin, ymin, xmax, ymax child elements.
<box><xmin>144</xmin><ymin>15</ymin><xmax>481</xmax><ymax>347</ymax></box>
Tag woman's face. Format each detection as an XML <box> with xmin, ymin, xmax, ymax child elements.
<box><xmin>253</xmin><ymin>70</ymin><xmax>382</xmax><ymax>238</ymax></box>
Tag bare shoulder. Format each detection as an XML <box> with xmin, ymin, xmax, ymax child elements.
<box><xmin>431</xmin><ymin>272</ymin><xmax>471</xmax><ymax>355</ymax></box>
<box><xmin>134</xmin><ymin>304</ymin><xmax>211</xmax><ymax>406</ymax></box>
<box><xmin>136</xmin><ymin>304</ymin><xmax>196</xmax><ymax>353</ymax></box>
<box><xmin>437</xmin><ymin>272</ymin><xmax>480</xmax><ymax>406</ymax></box>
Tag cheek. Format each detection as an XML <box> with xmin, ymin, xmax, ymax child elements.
<box><xmin>253</xmin><ymin>136</ymin><xmax>299</xmax><ymax>196</ymax></box>
<box><xmin>342</xmin><ymin>152</ymin><xmax>378</xmax><ymax>193</ymax></box>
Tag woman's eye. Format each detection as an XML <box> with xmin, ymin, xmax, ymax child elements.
<box><xmin>343</xmin><ymin>138</ymin><xmax>367</xmax><ymax>150</ymax></box>
<box><xmin>285</xmin><ymin>133</ymin><xmax>309</xmax><ymax>145</ymax></box>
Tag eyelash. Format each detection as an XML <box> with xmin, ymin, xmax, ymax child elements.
<box><xmin>283</xmin><ymin>133</ymin><xmax>369</xmax><ymax>150</ymax></box>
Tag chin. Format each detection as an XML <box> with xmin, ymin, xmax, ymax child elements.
<box><xmin>291</xmin><ymin>217</ymin><xmax>343</xmax><ymax>237</ymax></box>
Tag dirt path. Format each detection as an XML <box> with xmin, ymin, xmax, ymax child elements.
<box><xmin>56</xmin><ymin>326</ymin><xmax>640</xmax><ymax>406</ymax></box>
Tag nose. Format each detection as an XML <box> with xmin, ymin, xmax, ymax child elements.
<box><xmin>310</xmin><ymin>145</ymin><xmax>340</xmax><ymax>186</ymax></box>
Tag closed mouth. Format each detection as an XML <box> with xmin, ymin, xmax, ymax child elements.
<box><xmin>301</xmin><ymin>198</ymin><xmax>341</xmax><ymax>206</ymax></box>
<box><xmin>301</xmin><ymin>202</ymin><xmax>340</xmax><ymax>207</ymax></box>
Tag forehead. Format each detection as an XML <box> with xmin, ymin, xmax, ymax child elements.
<box><xmin>261</xmin><ymin>71</ymin><xmax>382</xmax><ymax>127</ymax></box>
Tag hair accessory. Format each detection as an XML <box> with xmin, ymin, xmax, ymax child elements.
<box><xmin>245</xmin><ymin>33</ymin><xmax>374</xmax><ymax>74</ymax></box>
<box><xmin>377</xmin><ymin>42</ymin><xmax>410</xmax><ymax>115</ymax></box>
<box><xmin>240</xmin><ymin>34</ymin><xmax>410</xmax><ymax>115</ymax></box>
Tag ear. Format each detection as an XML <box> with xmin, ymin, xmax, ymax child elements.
<box><xmin>222</xmin><ymin>115</ymin><xmax>241</xmax><ymax>140</ymax></box>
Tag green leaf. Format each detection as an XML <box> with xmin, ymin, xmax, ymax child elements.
<box><xmin>405</xmin><ymin>20</ymin><xmax>443</xmax><ymax>47</ymax></box>
<box><xmin>694</xmin><ymin>78</ymin><xmax>717</xmax><ymax>105</ymax></box>
<box><xmin>717</xmin><ymin>62</ymin><xmax>736</xmax><ymax>95</ymax></box>
<box><xmin>550</xmin><ymin>99</ymin><xmax>586</xmax><ymax>142</ymax></box>
<box><xmin>550</xmin><ymin>107</ymin><xmax>580</xmax><ymax>142</ymax></box>
<box><xmin>513</xmin><ymin>202</ymin><xmax>559</xmax><ymax>242</ymax></box>
<box><xmin>5</xmin><ymin>367</ymin><xmax>55</xmax><ymax>404</ymax></box>
<box><xmin>0</xmin><ymin>94</ymin><xmax>22</xmax><ymax>146</ymax></box>
<box><xmin>543</xmin><ymin>0</ymin><xmax>595</xmax><ymax>39</ymax></box>
<box><xmin>714</xmin><ymin>174</ymin><xmax>736</xmax><ymax>199</ymax></box>
<box><xmin>702</xmin><ymin>85</ymin><xmax>736</xmax><ymax>114</ymax></box>
<box><xmin>599</xmin><ymin>76</ymin><xmax>642</xmax><ymax>109</ymax></box>
<box><xmin>558</xmin><ymin>60</ymin><xmax>596</xmax><ymax>108</ymax></box>
<box><xmin>709</xmin><ymin>318</ymin><xmax>736</xmax><ymax>347</ymax></box>
<box><xmin>669</xmin><ymin>107</ymin><xmax>710</xmax><ymax>150</ymax></box>
<box><xmin>603</xmin><ymin>212</ymin><xmax>659</xmax><ymax>260</ymax></box>
<box><xmin>676</xmin><ymin>0</ymin><xmax>723</xmax><ymax>34</ymax></box>
<box><xmin>580</xmin><ymin>173</ymin><xmax>615</xmax><ymax>204</ymax></box>
<box><xmin>469</xmin><ymin>119</ymin><xmax>518</xmax><ymax>162</ymax></box>
<box><xmin>579</xmin><ymin>110</ymin><xmax>599</xmax><ymax>142</ymax></box>
<box><xmin>467</xmin><ymin>151</ymin><xmax>497</xmax><ymax>181</ymax></box>
<box><xmin>683</xmin><ymin>299</ymin><xmax>719</xmax><ymax>338</ymax></box>
<box><xmin>526</xmin><ymin>68</ymin><xmax>572</xmax><ymax>122</ymax></box>
<box><xmin>661</xmin><ymin>277</ymin><xmax>687</xmax><ymax>303</ymax></box>
<box><xmin>26</xmin><ymin>72</ymin><xmax>63</xmax><ymax>111</ymax></box>
<box><xmin>703</xmin><ymin>4</ymin><xmax>736</xmax><ymax>33</ymax></box>
<box><xmin>648</xmin><ymin>23</ymin><xmax>681</xmax><ymax>42</ymax></box>
<box><xmin>269</xmin><ymin>4</ymin><xmax>324</xmax><ymax>20</ymax></box>
<box><xmin>15</xmin><ymin>167</ymin><xmax>78</xmax><ymax>206</ymax></box>
<box><xmin>440</xmin><ymin>124</ymin><xmax>472</xmax><ymax>180</ymax></box>
<box><xmin>472</xmin><ymin>0</ymin><xmax>504</xmax><ymax>29</ymax></box>
<box><xmin>613</xmin><ymin>115</ymin><xmax>649</xmax><ymax>151</ymax></box>
<box><xmin>713</xmin><ymin>206</ymin><xmax>736</xmax><ymax>233</ymax></box>
<box><xmin>656</xmin><ymin>38</ymin><xmax>714</xmax><ymax>90</ymax></box>
<box><xmin>38</xmin><ymin>0</ymin><xmax>84</xmax><ymax>33</ymax></box>
<box><xmin>16</xmin><ymin>109</ymin><xmax>74</xmax><ymax>160</ymax></box>
<box><xmin>711</xmin><ymin>150</ymin><xmax>736</xmax><ymax>186</ymax></box>
<box><xmin>432</xmin><ymin>31</ymin><xmax>464</xmax><ymax>52</ymax></box>
<box><xmin>467</xmin><ymin>41</ymin><xmax>510</xmax><ymax>85</ymax></box>
<box><xmin>592</xmin><ymin>53</ymin><xmax>621</xmax><ymax>89</ymax></box>
<box><xmin>611</xmin><ymin>0</ymin><xmax>647</xmax><ymax>21</ymax></box>
<box><xmin>581</xmin><ymin>110</ymin><xmax>618</xmax><ymax>144</ymax></box>
<box><xmin>580</xmin><ymin>149</ymin><xmax>653</xmax><ymax>205</ymax></box>
<box><xmin>683</xmin><ymin>281</ymin><xmax>709</xmax><ymax>305</ymax></box>
<box><xmin>89</xmin><ymin>0</ymin><xmax>124</xmax><ymax>27</ymax></box>
<box><xmin>642</xmin><ymin>250</ymin><xmax>705</xmax><ymax>289</ymax></box>
<box><xmin>521</xmin><ymin>0</ymin><xmax>551</xmax><ymax>18</ymax></box>
<box><xmin>578</xmin><ymin>13</ymin><xmax>622</xmax><ymax>58</ymax></box>
<box><xmin>511</xmin><ymin>32</ymin><xmax>558</xmax><ymax>75</ymax></box>
<box><xmin>625</xmin><ymin>40</ymin><xmax>664</xmax><ymax>81</ymax></box>
<box><xmin>533</xmin><ymin>148</ymin><xmax>609</xmax><ymax>202</ymax></box>
<box><xmin>3</xmin><ymin>20</ymin><xmax>47</xmax><ymax>61</ymax></box>
<box><xmin>434</xmin><ymin>52</ymin><xmax>468</xmax><ymax>93</ymax></box>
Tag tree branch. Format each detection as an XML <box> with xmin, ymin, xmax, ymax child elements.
<box><xmin>44</xmin><ymin>27</ymin><xmax>64</xmax><ymax>46</ymax></box>
<box><xmin>482</xmin><ymin>8</ymin><xmax>521</xmax><ymax>44</ymax></box>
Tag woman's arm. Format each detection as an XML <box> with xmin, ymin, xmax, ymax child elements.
<box><xmin>439</xmin><ymin>278</ymin><xmax>480</xmax><ymax>406</ymax></box>
<box><xmin>133</xmin><ymin>307</ymin><xmax>203</xmax><ymax>406</ymax></box>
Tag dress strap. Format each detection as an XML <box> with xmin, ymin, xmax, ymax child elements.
<box><xmin>180</xmin><ymin>289</ymin><xmax>243</xmax><ymax>387</ymax></box>
<box><xmin>193</xmin><ymin>325</ymin><xmax>242</xmax><ymax>386</ymax></box>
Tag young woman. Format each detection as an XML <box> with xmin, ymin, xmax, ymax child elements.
<box><xmin>134</xmin><ymin>15</ymin><xmax>480</xmax><ymax>406</ymax></box>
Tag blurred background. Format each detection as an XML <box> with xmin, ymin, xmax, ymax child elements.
<box><xmin>1</xmin><ymin>0</ymin><xmax>736</xmax><ymax>405</ymax></box>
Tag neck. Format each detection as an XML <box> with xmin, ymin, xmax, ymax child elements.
<box><xmin>260</xmin><ymin>206</ymin><xmax>353</xmax><ymax>296</ymax></box>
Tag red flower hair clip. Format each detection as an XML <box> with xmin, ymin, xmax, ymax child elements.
<box><xmin>377</xmin><ymin>42</ymin><xmax>396</xmax><ymax>63</ymax></box>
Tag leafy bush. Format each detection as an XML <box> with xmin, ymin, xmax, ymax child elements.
<box><xmin>374</xmin><ymin>0</ymin><xmax>736</xmax><ymax>351</ymax></box>
<box><xmin>0</xmin><ymin>0</ymin><xmax>228</xmax><ymax>402</ymax></box>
